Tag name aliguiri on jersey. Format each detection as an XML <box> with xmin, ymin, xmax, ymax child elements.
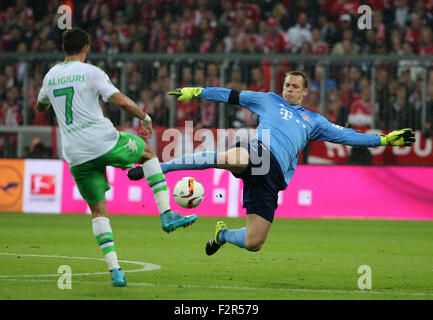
<box><xmin>48</xmin><ymin>74</ymin><xmax>85</xmax><ymax>86</ymax></box>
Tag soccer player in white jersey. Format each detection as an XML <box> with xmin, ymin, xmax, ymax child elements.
<box><xmin>36</xmin><ymin>28</ymin><xmax>197</xmax><ymax>287</ymax></box>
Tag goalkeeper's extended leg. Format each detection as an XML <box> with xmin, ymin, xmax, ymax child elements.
<box><xmin>128</xmin><ymin>151</ymin><xmax>218</xmax><ymax>179</ymax></box>
<box><xmin>206</xmin><ymin>213</ymin><xmax>271</xmax><ymax>255</ymax></box>
<box><xmin>136</xmin><ymin>147</ymin><xmax>197</xmax><ymax>233</ymax></box>
<box><xmin>128</xmin><ymin>147</ymin><xmax>249</xmax><ymax>179</ymax></box>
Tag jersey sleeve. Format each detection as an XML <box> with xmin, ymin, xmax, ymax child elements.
<box><xmin>92</xmin><ymin>67</ymin><xmax>120</xmax><ymax>102</ymax></box>
<box><xmin>200</xmin><ymin>87</ymin><xmax>267</xmax><ymax>116</ymax></box>
<box><xmin>37</xmin><ymin>77</ymin><xmax>50</xmax><ymax>104</ymax></box>
<box><xmin>239</xmin><ymin>91</ymin><xmax>268</xmax><ymax>115</ymax></box>
<box><xmin>311</xmin><ymin>114</ymin><xmax>381</xmax><ymax>147</ymax></box>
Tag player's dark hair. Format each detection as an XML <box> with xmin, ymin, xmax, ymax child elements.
<box><xmin>62</xmin><ymin>28</ymin><xmax>90</xmax><ymax>55</ymax></box>
<box><xmin>285</xmin><ymin>70</ymin><xmax>310</xmax><ymax>89</ymax></box>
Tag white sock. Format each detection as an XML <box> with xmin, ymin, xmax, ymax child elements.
<box><xmin>142</xmin><ymin>157</ymin><xmax>171</xmax><ymax>214</ymax></box>
<box><xmin>92</xmin><ymin>217</ymin><xmax>121</xmax><ymax>270</ymax></box>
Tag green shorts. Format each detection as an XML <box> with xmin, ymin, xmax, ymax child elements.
<box><xmin>69</xmin><ymin>131</ymin><xmax>145</xmax><ymax>204</ymax></box>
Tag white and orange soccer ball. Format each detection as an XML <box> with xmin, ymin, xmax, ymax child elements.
<box><xmin>173</xmin><ymin>177</ymin><xmax>205</xmax><ymax>209</ymax></box>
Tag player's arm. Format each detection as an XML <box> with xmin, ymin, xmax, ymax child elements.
<box><xmin>36</xmin><ymin>79</ymin><xmax>51</xmax><ymax>112</ymax></box>
<box><xmin>168</xmin><ymin>87</ymin><xmax>267</xmax><ymax>114</ymax></box>
<box><xmin>36</xmin><ymin>101</ymin><xmax>51</xmax><ymax>112</ymax></box>
<box><xmin>93</xmin><ymin>68</ymin><xmax>152</xmax><ymax>138</ymax></box>
<box><xmin>312</xmin><ymin>115</ymin><xmax>415</xmax><ymax>147</ymax></box>
<box><xmin>109</xmin><ymin>92</ymin><xmax>153</xmax><ymax>139</ymax></box>
<box><xmin>109</xmin><ymin>92</ymin><xmax>148</xmax><ymax>121</ymax></box>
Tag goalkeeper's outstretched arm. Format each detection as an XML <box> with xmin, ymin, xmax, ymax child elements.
<box><xmin>312</xmin><ymin>115</ymin><xmax>416</xmax><ymax>147</ymax></box>
<box><xmin>168</xmin><ymin>87</ymin><xmax>239</xmax><ymax>104</ymax></box>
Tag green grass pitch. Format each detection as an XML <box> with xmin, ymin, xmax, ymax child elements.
<box><xmin>0</xmin><ymin>212</ymin><xmax>432</xmax><ymax>300</ymax></box>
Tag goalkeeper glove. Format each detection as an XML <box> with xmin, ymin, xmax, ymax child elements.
<box><xmin>380</xmin><ymin>128</ymin><xmax>415</xmax><ymax>146</ymax></box>
<box><xmin>168</xmin><ymin>87</ymin><xmax>203</xmax><ymax>101</ymax></box>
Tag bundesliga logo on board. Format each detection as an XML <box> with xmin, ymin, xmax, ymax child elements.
<box><xmin>31</xmin><ymin>174</ymin><xmax>56</xmax><ymax>195</ymax></box>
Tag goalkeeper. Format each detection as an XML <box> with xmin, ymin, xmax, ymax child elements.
<box><xmin>128</xmin><ymin>70</ymin><xmax>416</xmax><ymax>256</ymax></box>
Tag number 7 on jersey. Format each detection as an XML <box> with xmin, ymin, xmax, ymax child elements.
<box><xmin>53</xmin><ymin>87</ymin><xmax>74</xmax><ymax>125</ymax></box>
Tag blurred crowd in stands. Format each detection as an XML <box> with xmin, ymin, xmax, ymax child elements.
<box><xmin>1</xmin><ymin>0</ymin><xmax>433</xmax><ymax>145</ymax></box>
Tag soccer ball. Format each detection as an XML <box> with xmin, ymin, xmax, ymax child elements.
<box><xmin>173</xmin><ymin>177</ymin><xmax>205</xmax><ymax>209</ymax></box>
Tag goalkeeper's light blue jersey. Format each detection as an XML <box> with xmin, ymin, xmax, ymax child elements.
<box><xmin>200</xmin><ymin>87</ymin><xmax>382</xmax><ymax>185</ymax></box>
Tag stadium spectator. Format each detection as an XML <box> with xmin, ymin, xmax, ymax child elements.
<box><xmin>247</xmin><ymin>66</ymin><xmax>269</xmax><ymax>93</ymax></box>
<box><xmin>331</xmin><ymin>29</ymin><xmax>360</xmax><ymax>55</ymax></box>
<box><xmin>148</xmin><ymin>19</ymin><xmax>166</xmax><ymax>53</ymax></box>
<box><xmin>177</xmin><ymin>98</ymin><xmax>198</xmax><ymax>128</ymax></box>
<box><xmin>311</xmin><ymin>65</ymin><xmax>338</xmax><ymax>94</ymax></box>
<box><xmin>360</xmin><ymin>29</ymin><xmax>378</xmax><ymax>55</ymax></box>
<box><xmin>126</xmin><ymin>70</ymin><xmax>143</xmax><ymax>102</ymax></box>
<box><xmin>205</xmin><ymin>62</ymin><xmax>221</xmax><ymax>87</ymax></box>
<box><xmin>193</xmin><ymin>0</ymin><xmax>209</xmax><ymax>26</ymax></box>
<box><xmin>232</xmin><ymin>34</ymin><xmax>256</xmax><ymax>54</ymax></box>
<box><xmin>372</xmin><ymin>9</ymin><xmax>386</xmax><ymax>42</ymax></box>
<box><xmin>390</xmin><ymin>29</ymin><xmax>404</xmax><ymax>55</ymax></box>
<box><xmin>179</xmin><ymin>65</ymin><xmax>193</xmax><ymax>88</ymax></box>
<box><xmin>179</xmin><ymin>7</ymin><xmax>197</xmax><ymax>41</ymax></box>
<box><xmin>233</xmin><ymin>2</ymin><xmax>248</xmax><ymax>32</ymax></box>
<box><xmin>272</xmin><ymin>3</ymin><xmax>291</xmax><ymax>30</ymax></box>
<box><xmin>106</xmin><ymin>33</ymin><xmax>121</xmax><ymax>55</ymax></box>
<box><xmin>27</xmin><ymin>67</ymin><xmax>52</xmax><ymax>125</ymax></box>
<box><xmin>0</xmin><ymin>86</ymin><xmax>22</xmax><ymax>157</ymax></box>
<box><xmin>193</xmin><ymin>66</ymin><xmax>206</xmax><ymax>86</ymax></box>
<box><xmin>403</xmin><ymin>24</ymin><xmax>420</xmax><ymax>55</ymax></box>
<box><xmin>326</xmin><ymin>88</ymin><xmax>348</xmax><ymax>126</ymax></box>
<box><xmin>380</xmin><ymin>83</ymin><xmax>420</xmax><ymax>130</ymax></box>
<box><xmin>424</xmin><ymin>83</ymin><xmax>433</xmax><ymax>138</ymax></box>
<box><xmin>346</xmin><ymin>65</ymin><xmax>362</xmax><ymax>93</ymax></box>
<box><xmin>225</xmin><ymin>65</ymin><xmax>248</xmax><ymax>128</ymax></box>
<box><xmin>408</xmin><ymin>77</ymin><xmax>424</xmax><ymax>114</ymax></box>
<box><xmin>0</xmin><ymin>78</ymin><xmax>5</xmax><ymax>108</ymax></box>
<box><xmin>218</xmin><ymin>0</ymin><xmax>236</xmax><ymax>27</ymax></box>
<box><xmin>418</xmin><ymin>26</ymin><xmax>433</xmax><ymax>55</ymax></box>
<box><xmin>198</xmin><ymin>28</ymin><xmax>215</xmax><ymax>54</ymax></box>
<box><xmin>0</xmin><ymin>86</ymin><xmax>22</xmax><ymax>125</ymax></box>
<box><xmin>329</xmin><ymin>0</ymin><xmax>360</xmax><ymax>17</ymax></box>
<box><xmin>392</xmin><ymin>0</ymin><xmax>412</xmax><ymax>31</ymax></box>
<box><xmin>317</xmin><ymin>12</ymin><xmax>339</xmax><ymax>48</ymax></box>
<box><xmin>79</xmin><ymin>0</ymin><xmax>101</xmax><ymax>30</ymax></box>
<box><xmin>397</xmin><ymin>39</ymin><xmax>425</xmax><ymax>82</ymax></box>
<box><xmin>375</xmin><ymin>66</ymin><xmax>392</xmax><ymax>127</ymax></box>
<box><xmin>3</xmin><ymin>65</ymin><xmax>16</xmax><ymax>90</ymax></box>
<box><xmin>166</xmin><ymin>22</ymin><xmax>181</xmax><ymax>53</ymax></box>
<box><xmin>285</xmin><ymin>12</ymin><xmax>312</xmax><ymax>53</ymax></box>
<box><xmin>242</xmin><ymin>18</ymin><xmax>264</xmax><ymax>53</ymax></box>
<box><xmin>262</xmin><ymin>17</ymin><xmax>287</xmax><ymax>54</ymax></box>
<box><xmin>26</xmin><ymin>137</ymin><xmax>51</xmax><ymax>159</ymax></box>
<box><xmin>338</xmin><ymin>14</ymin><xmax>353</xmax><ymax>33</ymax></box>
<box><xmin>130</xmin><ymin>39</ymin><xmax>144</xmax><ymax>53</ymax></box>
<box><xmin>339</xmin><ymin>78</ymin><xmax>357</xmax><ymax>110</ymax></box>
<box><xmin>204</xmin><ymin>8</ymin><xmax>218</xmax><ymax>34</ymax></box>
<box><xmin>223</xmin><ymin>25</ymin><xmax>240</xmax><ymax>53</ymax></box>
<box><xmin>309</xmin><ymin>27</ymin><xmax>329</xmax><ymax>55</ymax></box>
<box><xmin>194</xmin><ymin>99</ymin><xmax>218</xmax><ymax>129</ymax></box>
<box><xmin>146</xmin><ymin>92</ymin><xmax>170</xmax><ymax>128</ymax></box>
<box><xmin>150</xmin><ymin>64</ymin><xmax>169</xmax><ymax>93</ymax></box>
<box><xmin>348</xmin><ymin>86</ymin><xmax>374</xmax><ymax>132</ymax></box>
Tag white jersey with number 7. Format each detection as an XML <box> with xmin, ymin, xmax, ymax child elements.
<box><xmin>37</xmin><ymin>60</ymin><xmax>120</xmax><ymax>166</ymax></box>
